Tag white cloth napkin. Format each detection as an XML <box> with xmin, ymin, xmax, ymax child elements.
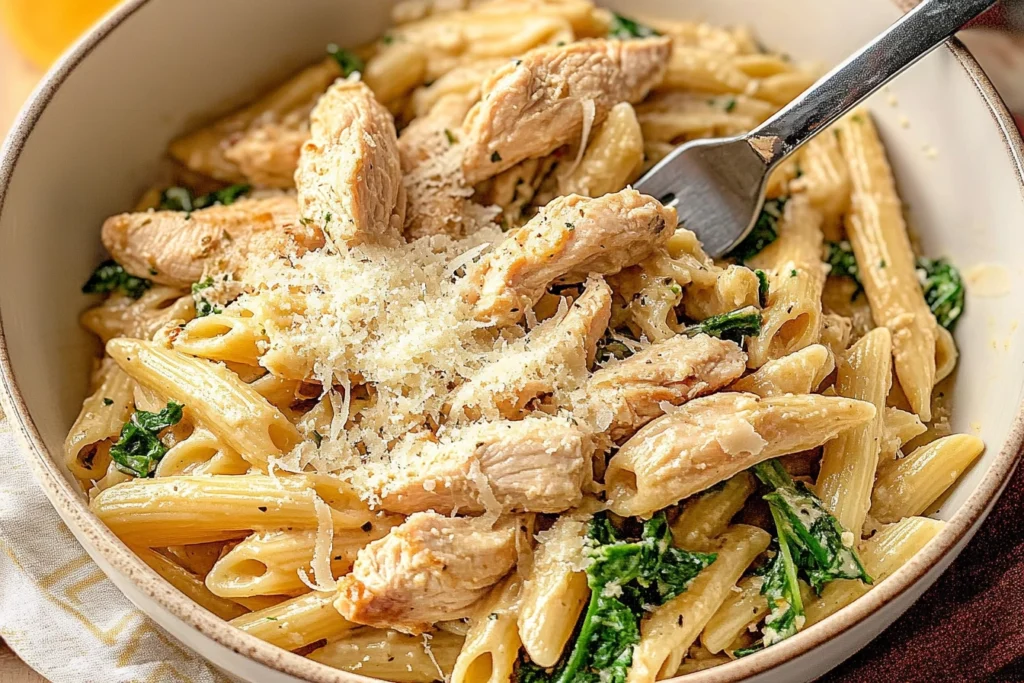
<box><xmin>0</xmin><ymin>409</ymin><xmax>227</xmax><ymax>683</ymax></box>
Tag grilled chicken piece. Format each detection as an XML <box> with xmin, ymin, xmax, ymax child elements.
<box><xmin>448</xmin><ymin>277</ymin><xmax>611</xmax><ymax>422</ymax></box>
<box><xmin>223</xmin><ymin>122</ymin><xmax>309</xmax><ymax>189</ymax></box>
<box><xmin>461</xmin><ymin>189</ymin><xmax>675</xmax><ymax>327</ymax></box>
<box><xmin>605</xmin><ymin>392</ymin><xmax>876</xmax><ymax>517</ymax></box>
<box><xmin>296</xmin><ymin>80</ymin><xmax>405</xmax><ymax>247</ymax></box>
<box><xmin>399</xmin><ymin>93</ymin><xmax>476</xmax><ymax>174</ymax></box>
<box><xmin>334</xmin><ymin>512</ymin><xmax>519</xmax><ymax>633</ymax></box>
<box><xmin>100</xmin><ymin>195</ymin><xmax>324</xmax><ymax>288</ymax></box>
<box><xmin>169</xmin><ymin>59</ymin><xmax>341</xmax><ymax>188</ymax></box>
<box><xmin>378</xmin><ymin>418</ymin><xmax>590</xmax><ymax>516</ymax></box>
<box><xmin>461</xmin><ymin>38</ymin><xmax>671</xmax><ymax>184</ymax></box>
<box><xmin>400</xmin><ymin>94</ymin><xmax>485</xmax><ymax>240</ymax></box>
<box><xmin>589</xmin><ymin>334</ymin><xmax>747</xmax><ymax>442</ymax></box>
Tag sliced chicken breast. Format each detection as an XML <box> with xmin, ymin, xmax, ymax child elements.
<box><xmin>461</xmin><ymin>37</ymin><xmax>671</xmax><ymax>184</ymax></box>
<box><xmin>100</xmin><ymin>195</ymin><xmax>324</xmax><ymax>288</ymax></box>
<box><xmin>461</xmin><ymin>189</ymin><xmax>675</xmax><ymax>327</ymax></box>
<box><xmin>334</xmin><ymin>512</ymin><xmax>519</xmax><ymax>633</ymax></box>
<box><xmin>296</xmin><ymin>80</ymin><xmax>405</xmax><ymax>247</ymax></box>
<box><xmin>589</xmin><ymin>334</ymin><xmax>748</xmax><ymax>442</ymax></box>
<box><xmin>378</xmin><ymin>417</ymin><xmax>589</xmax><ymax>516</ymax></box>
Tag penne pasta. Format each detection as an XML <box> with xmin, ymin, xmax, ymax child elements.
<box><xmin>700</xmin><ymin>575</ymin><xmax>768</xmax><ymax>655</ymax></box>
<box><xmin>627</xmin><ymin>525</ymin><xmax>771</xmax><ymax>683</ymax></box>
<box><xmin>90</xmin><ymin>474</ymin><xmax>374</xmax><ymax>545</ymax></box>
<box><xmin>816</xmin><ymin>327</ymin><xmax>893</xmax><ymax>534</ymax></box>
<box><xmin>451</xmin><ymin>575</ymin><xmax>522</xmax><ymax>683</ymax></box>
<box><xmin>804</xmin><ymin>516</ymin><xmax>945</xmax><ymax>626</ymax></box>
<box><xmin>172</xmin><ymin>307</ymin><xmax>268</xmax><ymax>366</ymax></box>
<box><xmin>838</xmin><ymin>110</ymin><xmax>938</xmax><ymax>420</ymax></box>
<box><xmin>729</xmin><ymin>344</ymin><xmax>834</xmax><ymax>398</ymax></box>
<box><xmin>231</xmin><ymin>591</ymin><xmax>356</xmax><ymax>651</ymax></box>
<box><xmin>517</xmin><ymin>516</ymin><xmax>590</xmax><ymax>667</ymax></box>
<box><xmin>671</xmin><ymin>473</ymin><xmax>756</xmax><ymax>552</ymax></box>
<box><xmin>134</xmin><ymin>547</ymin><xmax>248</xmax><ymax>621</ymax></box>
<box><xmin>309</xmin><ymin>629</ymin><xmax>464</xmax><ymax>682</ymax></box>
<box><xmin>747</xmin><ymin>194</ymin><xmax>826</xmax><ymax>367</ymax></box>
<box><xmin>606</xmin><ymin>393</ymin><xmax>876</xmax><ymax>518</ymax></box>
<box><xmin>106</xmin><ymin>338</ymin><xmax>302</xmax><ymax>469</ymax></box>
<box><xmin>206</xmin><ymin>522</ymin><xmax>395</xmax><ymax>598</ymax></box>
<box><xmin>63</xmin><ymin>362</ymin><xmax>135</xmax><ymax>481</ymax></box>
<box><xmin>871</xmin><ymin>434</ymin><xmax>985</xmax><ymax>523</ymax></box>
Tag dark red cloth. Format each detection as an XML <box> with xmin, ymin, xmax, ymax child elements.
<box><xmin>824</xmin><ymin>462</ymin><xmax>1024</xmax><ymax>682</ymax></box>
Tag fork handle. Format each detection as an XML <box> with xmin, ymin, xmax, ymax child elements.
<box><xmin>749</xmin><ymin>0</ymin><xmax>998</xmax><ymax>166</ymax></box>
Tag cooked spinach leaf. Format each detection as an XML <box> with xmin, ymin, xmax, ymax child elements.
<box><xmin>684</xmin><ymin>306</ymin><xmax>763</xmax><ymax>345</ymax></box>
<box><xmin>916</xmin><ymin>256</ymin><xmax>964</xmax><ymax>330</ymax></box>
<box><xmin>608</xmin><ymin>13</ymin><xmax>660</xmax><ymax>40</ymax></box>
<box><xmin>327</xmin><ymin>43</ymin><xmax>364</xmax><ymax>76</ymax></box>
<box><xmin>191</xmin><ymin>277</ymin><xmax>222</xmax><ymax>318</ymax></box>
<box><xmin>737</xmin><ymin>460</ymin><xmax>871</xmax><ymax>655</ymax></box>
<box><xmin>726</xmin><ymin>197</ymin><xmax>788</xmax><ymax>263</ymax></box>
<box><xmin>517</xmin><ymin>513</ymin><xmax>715</xmax><ymax>683</ymax></box>
<box><xmin>109</xmin><ymin>401</ymin><xmax>184</xmax><ymax>477</ymax></box>
<box><xmin>82</xmin><ymin>260</ymin><xmax>152</xmax><ymax>300</ymax></box>
<box><xmin>159</xmin><ymin>184</ymin><xmax>250</xmax><ymax>213</ymax></box>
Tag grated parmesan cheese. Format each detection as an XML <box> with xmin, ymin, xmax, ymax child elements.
<box><xmin>564</xmin><ymin>98</ymin><xmax>596</xmax><ymax>178</ymax></box>
<box><xmin>298</xmin><ymin>495</ymin><xmax>339</xmax><ymax>592</ymax></box>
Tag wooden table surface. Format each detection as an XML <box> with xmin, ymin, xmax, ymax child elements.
<box><xmin>1</xmin><ymin>22</ymin><xmax>51</xmax><ymax>683</ymax></box>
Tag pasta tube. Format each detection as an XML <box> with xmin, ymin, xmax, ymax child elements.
<box><xmin>518</xmin><ymin>516</ymin><xmax>589</xmax><ymax>667</ymax></box>
<box><xmin>816</xmin><ymin>327</ymin><xmax>893</xmax><ymax>534</ymax></box>
<box><xmin>90</xmin><ymin>474</ymin><xmax>374</xmax><ymax>545</ymax></box>
<box><xmin>728</xmin><ymin>344</ymin><xmax>834</xmax><ymax>398</ymax></box>
<box><xmin>670</xmin><ymin>472</ymin><xmax>756</xmax><ymax>552</ymax></box>
<box><xmin>106</xmin><ymin>338</ymin><xmax>302</xmax><ymax>469</ymax></box>
<box><xmin>804</xmin><ymin>516</ymin><xmax>944</xmax><ymax>626</ymax></box>
<box><xmin>134</xmin><ymin>547</ymin><xmax>248</xmax><ymax>621</ymax></box>
<box><xmin>871</xmin><ymin>434</ymin><xmax>984</xmax><ymax>523</ymax></box>
<box><xmin>627</xmin><ymin>525</ymin><xmax>771</xmax><ymax>683</ymax></box>
<box><xmin>451</xmin><ymin>575</ymin><xmax>522</xmax><ymax>683</ymax></box>
<box><xmin>838</xmin><ymin>110</ymin><xmax>938</xmax><ymax>420</ymax></box>
<box><xmin>309</xmin><ymin>629</ymin><xmax>464</xmax><ymax>682</ymax></box>
<box><xmin>231</xmin><ymin>591</ymin><xmax>356</xmax><ymax>651</ymax></box>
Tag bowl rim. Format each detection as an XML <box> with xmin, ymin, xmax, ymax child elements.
<box><xmin>1</xmin><ymin>1</ymin><xmax>1023</xmax><ymax>682</ymax></box>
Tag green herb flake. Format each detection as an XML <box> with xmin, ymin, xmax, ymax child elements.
<box><xmin>684</xmin><ymin>306</ymin><xmax>763</xmax><ymax>345</ymax></box>
<box><xmin>608</xmin><ymin>12</ymin><xmax>660</xmax><ymax>40</ymax></box>
<box><xmin>82</xmin><ymin>260</ymin><xmax>152</xmax><ymax>300</ymax></box>
<box><xmin>727</xmin><ymin>197</ymin><xmax>788</xmax><ymax>263</ymax></box>
<box><xmin>916</xmin><ymin>256</ymin><xmax>965</xmax><ymax>330</ymax></box>
<box><xmin>191</xmin><ymin>277</ymin><xmax>222</xmax><ymax>318</ymax></box>
<box><xmin>327</xmin><ymin>43</ymin><xmax>365</xmax><ymax>77</ymax></box>
<box><xmin>109</xmin><ymin>401</ymin><xmax>184</xmax><ymax>478</ymax></box>
<box><xmin>160</xmin><ymin>184</ymin><xmax>250</xmax><ymax>212</ymax></box>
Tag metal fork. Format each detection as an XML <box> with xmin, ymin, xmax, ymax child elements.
<box><xmin>634</xmin><ymin>0</ymin><xmax>998</xmax><ymax>258</ymax></box>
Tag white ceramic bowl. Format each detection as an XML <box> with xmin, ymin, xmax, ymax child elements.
<box><xmin>2</xmin><ymin>1</ymin><xmax>1023</xmax><ymax>681</ymax></box>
